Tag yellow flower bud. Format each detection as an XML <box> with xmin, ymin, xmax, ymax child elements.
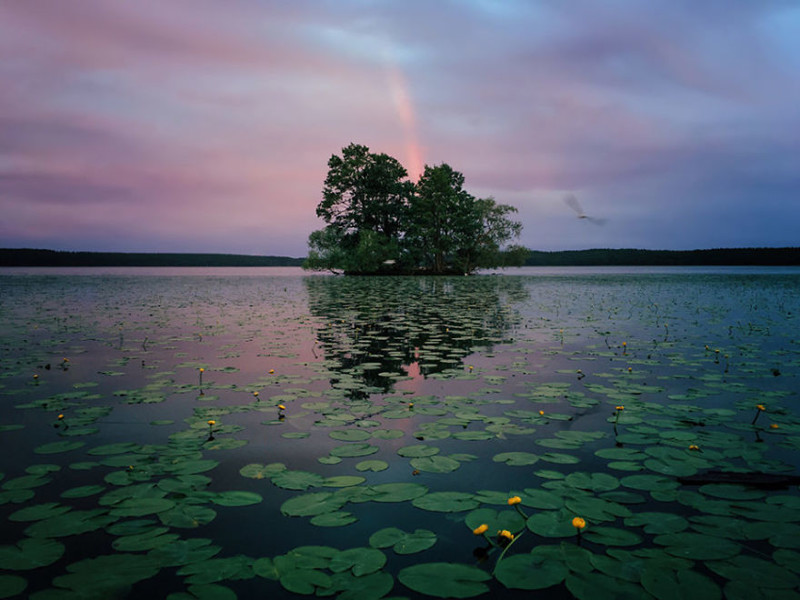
<box><xmin>278</xmin><ymin>404</ymin><xmax>286</xmax><ymax>411</ymax></box>
<box><xmin>507</xmin><ymin>496</ymin><xmax>521</xmax><ymax>506</ymax></box>
<box><xmin>572</xmin><ymin>517</ymin><xmax>586</xmax><ymax>530</ymax></box>
<box><xmin>472</xmin><ymin>524</ymin><xmax>488</xmax><ymax>535</ymax></box>
<box><xmin>207</xmin><ymin>420</ymin><xmax>215</xmax><ymax>426</ymax></box>
<box><xmin>497</xmin><ymin>530</ymin><xmax>514</xmax><ymax>541</ymax></box>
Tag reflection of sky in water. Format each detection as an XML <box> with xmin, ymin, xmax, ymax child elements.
<box><xmin>1</xmin><ymin>268</ymin><xmax>799</xmax><ymax>598</ymax></box>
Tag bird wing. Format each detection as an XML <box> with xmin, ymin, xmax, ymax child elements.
<box><xmin>563</xmin><ymin>193</ymin><xmax>585</xmax><ymax>217</ymax></box>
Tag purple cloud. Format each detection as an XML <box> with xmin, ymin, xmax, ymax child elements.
<box><xmin>1</xmin><ymin>0</ymin><xmax>798</xmax><ymax>255</ymax></box>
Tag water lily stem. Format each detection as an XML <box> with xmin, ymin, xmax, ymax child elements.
<box><xmin>492</xmin><ymin>531</ymin><xmax>523</xmax><ymax>576</ymax></box>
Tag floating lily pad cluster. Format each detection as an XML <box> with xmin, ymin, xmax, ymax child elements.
<box><xmin>1</xmin><ymin>270</ymin><xmax>799</xmax><ymax>599</ymax></box>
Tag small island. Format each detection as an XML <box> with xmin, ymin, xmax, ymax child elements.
<box><xmin>303</xmin><ymin>143</ymin><xmax>528</xmax><ymax>275</ymax></box>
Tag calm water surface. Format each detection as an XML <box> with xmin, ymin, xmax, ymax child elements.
<box><xmin>1</xmin><ymin>267</ymin><xmax>799</xmax><ymax>599</ymax></box>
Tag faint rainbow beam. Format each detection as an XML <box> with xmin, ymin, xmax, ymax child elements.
<box><xmin>386</xmin><ymin>66</ymin><xmax>424</xmax><ymax>182</ymax></box>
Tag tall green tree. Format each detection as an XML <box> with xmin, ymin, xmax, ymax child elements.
<box><xmin>408</xmin><ymin>164</ymin><xmax>524</xmax><ymax>274</ymax></box>
<box><xmin>407</xmin><ymin>163</ymin><xmax>474</xmax><ymax>273</ymax></box>
<box><xmin>308</xmin><ymin>143</ymin><xmax>413</xmax><ymax>273</ymax></box>
<box><xmin>304</xmin><ymin>144</ymin><xmax>526</xmax><ymax>274</ymax></box>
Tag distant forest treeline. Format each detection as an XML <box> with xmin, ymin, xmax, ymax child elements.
<box><xmin>523</xmin><ymin>247</ymin><xmax>800</xmax><ymax>266</ymax></box>
<box><xmin>0</xmin><ymin>249</ymin><xmax>304</xmax><ymax>267</ymax></box>
<box><xmin>1</xmin><ymin>247</ymin><xmax>798</xmax><ymax>267</ymax></box>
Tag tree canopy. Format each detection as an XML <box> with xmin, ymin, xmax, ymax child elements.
<box><xmin>304</xmin><ymin>143</ymin><xmax>527</xmax><ymax>275</ymax></box>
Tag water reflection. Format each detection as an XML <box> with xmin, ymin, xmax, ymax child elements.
<box><xmin>305</xmin><ymin>276</ymin><xmax>528</xmax><ymax>397</ymax></box>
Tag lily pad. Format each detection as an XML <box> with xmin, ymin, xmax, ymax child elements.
<box><xmin>398</xmin><ymin>562</ymin><xmax>491</xmax><ymax>598</ymax></box>
<box><xmin>369</xmin><ymin>527</ymin><xmax>437</xmax><ymax>555</ymax></box>
<box><xmin>412</xmin><ymin>492</ymin><xmax>479</xmax><ymax>513</ymax></box>
<box><xmin>493</xmin><ymin>452</ymin><xmax>540</xmax><ymax>466</ymax></box>
<box><xmin>410</xmin><ymin>456</ymin><xmax>461</xmax><ymax>473</ymax></box>
<box><xmin>281</xmin><ymin>493</ymin><xmax>346</xmax><ymax>517</ymax></box>
<box><xmin>495</xmin><ymin>553</ymin><xmax>568</xmax><ymax>590</ymax></box>
<box><xmin>355</xmin><ymin>460</ymin><xmax>388</xmax><ymax>472</ymax></box>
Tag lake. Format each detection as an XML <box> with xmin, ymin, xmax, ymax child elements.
<box><xmin>1</xmin><ymin>267</ymin><xmax>799</xmax><ymax>599</ymax></box>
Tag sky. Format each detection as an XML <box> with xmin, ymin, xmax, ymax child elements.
<box><xmin>1</xmin><ymin>0</ymin><xmax>799</xmax><ymax>256</ymax></box>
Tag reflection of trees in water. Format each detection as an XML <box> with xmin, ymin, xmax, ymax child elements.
<box><xmin>305</xmin><ymin>276</ymin><xmax>528</xmax><ymax>397</ymax></box>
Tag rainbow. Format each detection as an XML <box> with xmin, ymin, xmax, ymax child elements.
<box><xmin>387</xmin><ymin>66</ymin><xmax>424</xmax><ymax>182</ymax></box>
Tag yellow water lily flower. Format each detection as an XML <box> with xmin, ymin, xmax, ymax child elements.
<box><xmin>615</xmin><ymin>406</ymin><xmax>625</xmax><ymax>411</ymax></box>
<box><xmin>269</xmin><ymin>369</ymin><xmax>275</xmax><ymax>374</ymax></box>
<box><xmin>199</xmin><ymin>368</ymin><xmax>204</xmax><ymax>373</ymax></box>
<box><xmin>538</xmin><ymin>410</ymin><xmax>544</xmax><ymax>416</ymax></box>
<box><xmin>497</xmin><ymin>530</ymin><xmax>514</xmax><ymax>541</ymax></box>
<box><xmin>278</xmin><ymin>404</ymin><xmax>286</xmax><ymax>411</ymax></box>
<box><xmin>507</xmin><ymin>496</ymin><xmax>522</xmax><ymax>506</ymax></box>
<box><xmin>207</xmin><ymin>420</ymin><xmax>215</xmax><ymax>426</ymax></box>
<box><xmin>572</xmin><ymin>517</ymin><xmax>586</xmax><ymax>530</ymax></box>
<box><xmin>770</xmin><ymin>424</ymin><xmax>780</xmax><ymax>429</ymax></box>
<box><xmin>472</xmin><ymin>524</ymin><xmax>488</xmax><ymax>535</ymax></box>
<box><xmin>57</xmin><ymin>414</ymin><xmax>64</xmax><ymax>420</ymax></box>
<box><xmin>756</xmin><ymin>404</ymin><xmax>766</xmax><ymax>411</ymax></box>
<box><xmin>688</xmin><ymin>444</ymin><xmax>700</xmax><ymax>451</ymax></box>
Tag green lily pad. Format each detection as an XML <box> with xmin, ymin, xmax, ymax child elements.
<box><xmin>110</xmin><ymin>497</ymin><xmax>176</xmax><ymax>517</ymax></box>
<box><xmin>495</xmin><ymin>553</ymin><xmax>568</xmax><ymax>590</ymax></box>
<box><xmin>582</xmin><ymin>526</ymin><xmax>642</xmax><ymax>546</ymax></box>
<box><xmin>355</xmin><ymin>460</ymin><xmax>388</xmax><ymax>472</ymax></box>
<box><xmin>370</xmin><ymin>483</ymin><xmax>428</xmax><ymax>503</ymax></box>
<box><xmin>9</xmin><ymin>503</ymin><xmax>71</xmax><ymax>522</ymax></box>
<box><xmin>239</xmin><ymin>463</ymin><xmax>287</xmax><ymax>479</ymax></box>
<box><xmin>330</xmin><ymin>443</ymin><xmax>379</xmax><ymax>458</ymax></box>
<box><xmin>33</xmin><ymin>441</ymin><xmax>85</xmax><ymax>455</ymax></box>
<box><xmin>332</xmin><ymin>571</ymin><xmax>394</xmax><ymax>600</ymax></box>
<box><xmin>329</xmin><ymin>547</ymin><xmax>386</xmax><ymax>576</ymax></box>
<box><xmin>0</xmin><ymin>537</ymin><xmax>64</xmax><ymax>570</ymax></box>
<box><xmin>52</xmin><ymin>553</ymin><xmax>161</xmax><ymax>596</ymax></box>
<box><xmin>61</xmin><ymin>485</ymin><xmax>106</xmax><ymax>499</ymax></box>
<box><xmin>148</xmin><ymin>539</ymin><xmax>221</xmax><ymax>567</ymax></box>
<box><xmin>310</xmin><ymin>512</ymin><xmax>358</xmax><ymax>527</ymax></box>
<box><xmin>279</xmin><ymin>568</ymin><xmax>332</xmax><ymax>594</ymax></box>
<box><xmin>464</xmin><ymin>508</ymin><xmax>525</xmax><ymax>534</ymax></box>
<box><xmin>625</xmin><ymin>512</ymin><xmax>689</xmax><ymax>534</ymax></box>
<box><xmin>412</xmin><ymin>492</ymin><xmax>479</xmax><ymax>513</ymax></box>
<box><xmin>281</xmin><ymin>493</ymin><xmax>346</xmax><ymax>517</ymax></box>
<box><xmin>369</xmin><ymin>527</ymin><xmax>437</xmax><ymax>555</ymax></box>
<box><xmin>271</xmin><ymin>470</ymin><xmax>325</xmax><ymax>491</ymax></box>
<box><xmin>397</xmin><ymin>444</ymin><xmax>440</xmax><ymax>458</ymax></box>
<box><xmin>707</xmin><ymin>555</ymin><xmax>799</xmax><ymax>589</ymax></box>
<box><xmin>398</xmin><ymin>562</ymin><xmax>491</xmax><ymax>598</ymax></box>
<box><xmin>526</xmin><ymin>512</ymin><xmax>578</xmax><ymax>538</ymax></box>
<box><xmin>0</xmin><ymin>574</ymin><xmax>27</xmax><ymax>598</ymax></box>
<box><xmin>207</xmin><ymin>491</ymin><xmax>262</xmax><ymax>507</ymax></box>
<box><xmin>87</xmin><ymin>442</ymin><xmax>141</xmax><ymax>456</ymax></box>
<box><xmin>177</xmin><ymin>556</ymin><xmax>253</xmax><ymax>585</ymax></box>
<box><xmin>329</xmin><ymin>430</ymin><xmax>372</xmax><ymax>441</ymax></box>
<box><xmin>158</xmin><ymin>505</ymin><xmax>217</xmax><ymax>528</ymax></box>
<box><xmin>641</xmin><ymin>567</ymin><xmax>722</xmax><ymax>600</ymax></box>
<box><xmin>565</xmin><ymin>570</ymin><xmax>646</xmax><ymax>600</ymax></box>
<box><xmin>493</xmin><ymin>452</ymin><xmax>540</xmax><ymax>466</ymax></box>
<box><xmin>410</xmin><ymin>456</ymin><xmax>461</xmax><ymax>473</ymax></box>
<box><xmin>519</xmin><ymin>489</ymin><xmax>564</xmax><ymax>510</ymax></box>
<box><xmin>654</xmin><ymin>533</ymin><xmax>741</xmax><ymax>560</ymax></box>
<box><xmin>564</xmin><ymin>472</ymin><xmax>620</xmax><ymax>492</ymax></box>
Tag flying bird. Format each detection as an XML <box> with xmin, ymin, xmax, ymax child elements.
<box><xmin>563</xmin><ymin>193</ymin><xmax>606</xmax><ymax>225</ymax></box>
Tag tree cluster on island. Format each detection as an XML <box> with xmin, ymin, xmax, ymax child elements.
<box><xmin>303</xmin><ymin>143</ymin><xmax>529</xmax><ymax>275</ymax></box>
